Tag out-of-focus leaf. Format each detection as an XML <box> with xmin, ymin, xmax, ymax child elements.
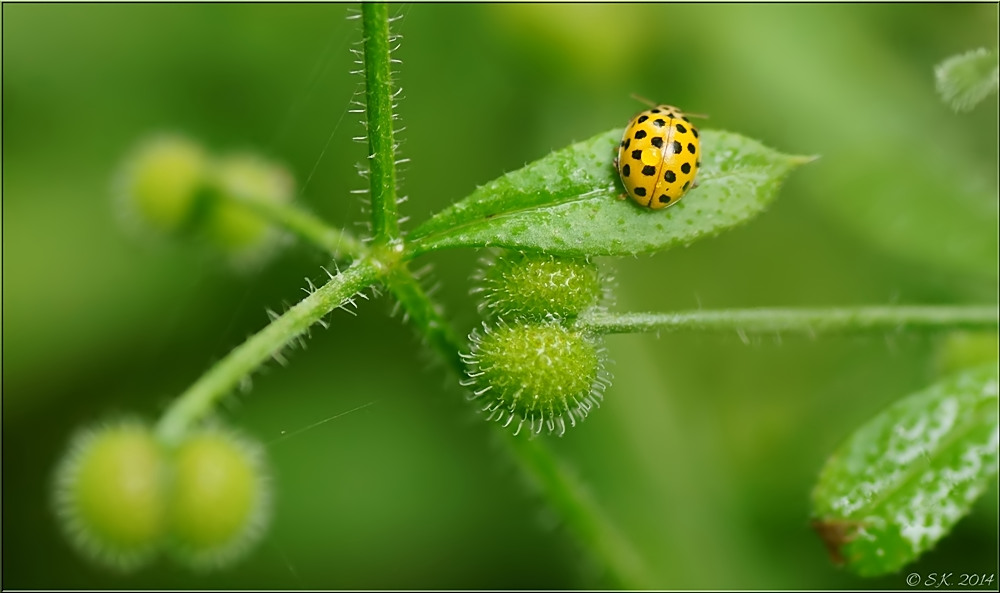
<box><xmin>935</xmin><ymin>48</ymin><xmax>999</xmax><ymax>113</ymax></box>
<box><xmin>407</xmin><ymin>129</ymin><xmax>812</xmax><ymax>258</ymax></box>
<box><xmin>935</xmin><ymin>331</ymin><xmax>1000</xmax><ymax>377</ymax></box>
<box><xmin>811</xmin><ymin>363</ymin><xmax>1000</xmax><ymax>577</ymax></box>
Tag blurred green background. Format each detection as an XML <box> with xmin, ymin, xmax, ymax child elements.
<box><xmin>3</xmin><ymin>3</ymin><xmax>997</xmax><ymax>589</ymax></box>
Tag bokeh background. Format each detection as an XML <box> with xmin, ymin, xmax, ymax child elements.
<box><xmin>3</xmin><ymin>3</ymin><xmax>998</xmax><ymax>589</ymax></box>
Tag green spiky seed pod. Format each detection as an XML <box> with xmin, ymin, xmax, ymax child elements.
<box><xmin>52</xmin><ymin>420</ymin><xmax>167</xmax><ymax>572</ymax></box>
<box><xmin>473</xmin><ymin>250</ymin><xmax>604</xmax><ymax>321</ymax></box>
<box><xmin>115</xmin><ymin>134</ymin><xmax>209</xmax><ymax>238</ymax></box>
<box><xmin>167</xmin><ymin>425</ymin><xmax>271</xmax><ymax>571</ymax></box>
<box><xmin>462</xmin><ymin>320</ymin><xmax>611</xmax><ymax>436</ymax></box>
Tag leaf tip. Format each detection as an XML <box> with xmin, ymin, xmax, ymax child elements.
<box><xmin>792</xmin><ymin>154</ymin><xmax>822</xmax><ymax>166</ymax></box>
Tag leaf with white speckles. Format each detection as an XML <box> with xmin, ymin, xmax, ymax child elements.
<box><xmin>407</xmin><ymin>129</ymin><xmax>812</xmax><ymax>257</ymax></box>
<box><xmin>811</xmin><ymin>362</ymin><xmax>1000</xmax><ymax>577</ymax></box>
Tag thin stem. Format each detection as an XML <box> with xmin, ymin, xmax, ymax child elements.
<box><xmin>502</xmin><ymin>436</ymin><xmax>653</xmax><ymax>589</ymax></box>
<box><xmin>155</xmin><ymin>259</ymin><xmax>381</xmax><ymax>445</ymax></box>
<box><xmin>578</xmin><ymin>305</ymin><xmax>999</xmax><ymax>336</ymax></box>
<box><xmin>362</xmin><ymin>2</ymin><xmax>399</xmax><ymax>243</ymax></box>
<box><xmin>384</xmin><ymin>266</ymin><xmax>465</xmax><ymax>373</ymax></box>
<box><xmin>224</xmin><ymin>187</ymin><xmax>366</xmax><ymax>260</ymax></box>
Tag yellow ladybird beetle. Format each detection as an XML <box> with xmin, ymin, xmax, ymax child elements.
<box><xmin>614</xmin><ymin>103</ymin><xmax>701</xmax><ymax>210</ymax></box>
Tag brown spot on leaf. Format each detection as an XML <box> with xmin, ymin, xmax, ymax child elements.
<box><xmin>811</xmin><ymin>517</ymin><xmax>864</xmax><ymax>566</ymax></box>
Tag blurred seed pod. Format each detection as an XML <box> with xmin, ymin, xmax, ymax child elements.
<box><xmin>203</xmin><ymin>152</ymin><xmax>295</xmax><ymax>270</ymax></box>
<box><xmin>114</xmin><ymin>135</ymin><xmax>295</xmax><ymax>271</ymax></box>
<box><xmin>114</xmin><ymin>134</ymin><xmax>209</xmax><ymax>239</ymax></box>
<box><xmin>166</xmin><ymin>425</ymin><xmax>272</xmax><ymax>571</ymax></box>
<box><xmin>461</xmin><ymin>320</ymin><xmax>612</xmax><ymax>436</ymax></box>
<box><xmin>52</xmin><ymin>419</ymin><xmax>167</xmax><ymax>572</ymax></box>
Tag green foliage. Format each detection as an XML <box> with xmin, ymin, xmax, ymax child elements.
<box><xmin>407</xmin><ymin>129</ymin><xmax>812</xmax><ymax>257</ymax></box>
<box><xmin>935</xmin><ymin>48</ymin><xmax>999</xmax><ymax>113</ymax></box>
<box><xmin>811</xmin><ymin>363</ymin><xmax>1000</xmax><ymax>576</ymax></box>
<box><xmin>7</xmin><ymin>3</ymin><xmax>998</xmax><ymax>590</ymax></box>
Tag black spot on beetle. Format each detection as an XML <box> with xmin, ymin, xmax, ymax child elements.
<box><xmin>623</xmin><ymin>138</ymin><xmax>631</xmax><ymax>149</ymax></box>
<box><xmin>634</xmin><ymin>129</ymin><xmax>647</xmax><ymax>140</ymax></box>
<box><xmin>687</xmin><ymin>143</ymin><xmax>696</xmax><ymax>154</ymax></box>
<box><xmin>683</xmin><ymin>181</ymin><xmax>690</xmax><ymax>190</ymax></box>
<box><xmin>642</xmin><ymin>165</ymin><xmax>656</xmax><ymax>176</ymax></box>
<box><xmin>681</xmin><ymin>162</ymin><xmax>691</xmax><ymax>174</ymax></box>
<box><xmin>622</xmin><ymin>164</ymin><xmax>631</xmax><ymax>177</ymax></box>
<box><xmin>637</xmin><ymin>115</ymin><xmax>648</xmax><ymax>123</ymax></box>
<box><xmin>631</xmin><ymin>149</ymin><xmax>642</xmax><ymax>160</ymax></box>
<box><xmin>658</xmin><ymin>194</ymin><xmax>670</xmax><ymax>204</ymax></box>
<box><xmin>692</xmin><ymin>128</ymin><xmax>699</xmax><ymax>138</ymax></box>
<box><xmin>650</xmin><ymin>137</ymin><xmax>663</xmax><ymax>148</ymax></box>
<box><xmin>653</xmin><ymin>118</ymin><xmax>666</xmax><ymax>128</ymax></box>
<box><xmin>664</xmin><ymin>170</ymin><xmax>676</xmax><ymax>183</ymax></box>
<box><xmin>676</xmin><ymin>123</ymin><xmax>687</xmax><ymax>133</ymax></box>
<box><xmin>634</xmin><ymin>187</ymin><xmax>647</xmax><ymax>197</ymax></box>
<box><xmin>670</xmin><ymin>140</ymin><xmax>682</xmax><ymax>154</ymax></box>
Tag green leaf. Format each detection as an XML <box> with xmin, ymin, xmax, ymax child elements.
<box><xmin>935</xmin><ymin>48</ymin><xmax>999</xmax><ymax>113</ymax></box>
<box><xmin>407</xmin><ymin>129</ymin><xmax>812</xmax><ymax>258</ymax></box>
<box><xmin>811</xmin><ymin>363</ymin><xmax>1000</xmax><ymax>577</ymax></box>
